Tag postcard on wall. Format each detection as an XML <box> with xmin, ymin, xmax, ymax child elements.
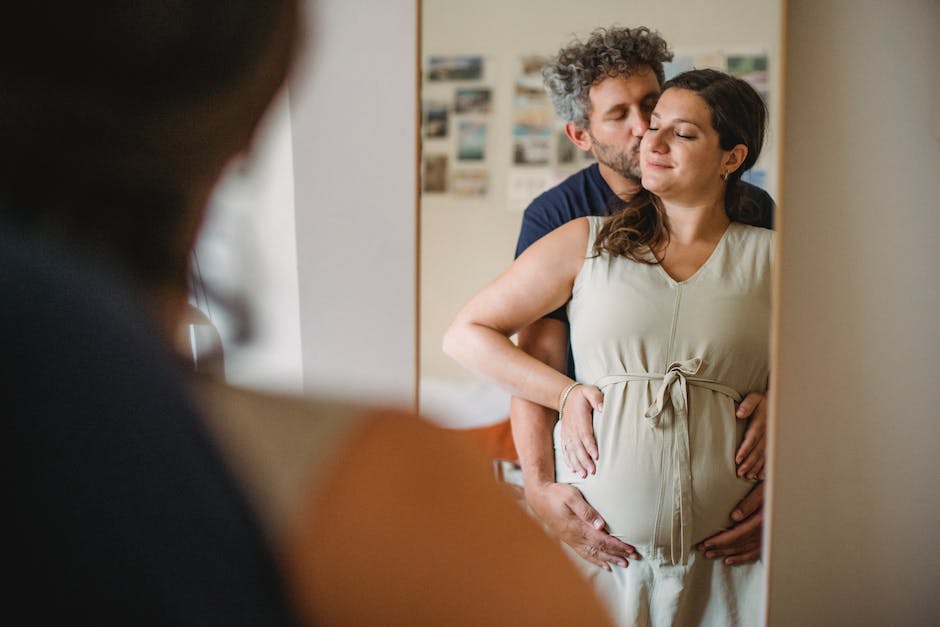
<box><xmin>742</xmin><ymin>168</ymin><xmax>767</xmax><ymax>190</ymax></box>
<box><xmin>519</xmin><ymin>55</ymin><xmax>548</xmax><ymax>78</ymax></box>
<box><xmin>511</xmin><ymin>54</ymin><xmax>557</xmax><ymax>166</ymax></box>
<box><xmin>556</xmin><ymin>131</ymin><xmax>594</xmax><ymax>165</ymax></box>
<box><xmin>455</xmin><ymin>87</ymin><xmax>491</xmax><ymax>114</ymax></box>
<box><xmin>423</xmin><ymin>101</ymin><xmax>449</xmax><ymax>138</ymax></box>
<box><xmin>457</xmin><ymin>121</ymin><xmax>487</xmax><ymax>161</ymax></box>
<box><xmin>666</xmin><ymin>49</ymin><xmax>727</xmax><ymax>78</ymax></box>
<box><xmin>422</xmin><ymin>154</ymin><xmax>448</xmax><ymax>193</ymax></box>
<box><xmin>427</xmin><ymin>55</ymin><xmax>483</xmax><ymax>81</ymax></box>
<box><xmin>694</xmin><ymin>50</ymin><xmax>727</xmax><ymax>71</ymax></box>
<box><xmin>513</xmin><ymin>133</ymin><xmax>551</xmax><ymax>165</ymax></box>
<box><xmin>664</xmin><ymin>55</ymin><xmax>695</xmax><ymax>81</ymax></box>
<box><xmin>557</xmin><ymin>131</ymin><xmax>577</xmax><ymax>164</ymax></box>
<box><xmin>451</xmin><ymin>169</ymin><xmax>488</xmax><ymax>197</ymax></box>
<box><xmin>507</xmin><ymin>169</ymin><xmax>554</xmax><ymax>209</ymax></box>
<box><xmin>727</xmin><ymin>53</ymin><xmax>769</xmax><ymax>100</ymax></box>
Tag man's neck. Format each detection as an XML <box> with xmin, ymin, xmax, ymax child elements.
<box><xmin>596</xmin><ymin>162</ymin><xmax>642</xmax><ymax>202</ymax></box>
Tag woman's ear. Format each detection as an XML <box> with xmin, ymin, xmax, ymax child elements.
<box><xmin>723</xmin><ymin>143</ymin><xmax>749</xmax><ymax>176</ymax></box>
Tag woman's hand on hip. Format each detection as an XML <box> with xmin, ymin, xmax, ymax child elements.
<box><xmin>560</xmin><ymin>385</ymin><xmax>604</xmax><ymax>478</ymax></box>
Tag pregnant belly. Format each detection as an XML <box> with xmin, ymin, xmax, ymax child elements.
<box><xmin>553</xmin><ymin>400</ymin><xmax>755</xmax><ymax>550</ymax></box>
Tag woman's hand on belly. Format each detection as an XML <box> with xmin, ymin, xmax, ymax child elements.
<box><xmin>559</xmin><ymin>385</ymin><xmax>605</xmax><ymax>478</ymax></box>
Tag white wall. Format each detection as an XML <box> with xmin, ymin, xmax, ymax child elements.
<box><xmin>421</xmin><ymin>0</ymin><xmax>783</xmax><ymax>383</ymax></box>
<box><xmin>766</xmin><ymin>1</ymin><xmax>940</xmax><ymax>624</ymax></box>
<box><xmin>290</xmin><ymin>0</ymin><xmax>417</xmax><ymax>404</ymax></box>
<box><xmin>196</xmin><ymin>94</ymin><xmax>304</xmax><ymax>394</ymax></box>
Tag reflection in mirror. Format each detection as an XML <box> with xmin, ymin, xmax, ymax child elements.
<box><xmin>420</xmin><ymin>1</ymin><xmax>782</xmax><ymax>624</ymax></box>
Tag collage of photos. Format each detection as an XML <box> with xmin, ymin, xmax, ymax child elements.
<box><xmin>422</xmin><ymin>55</ymin><xmax>492</xmax><ymax>196</ymax></box>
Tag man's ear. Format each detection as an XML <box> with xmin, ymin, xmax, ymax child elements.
<box><xmin>723</xmin><ymin>144</ymin><xmax>748</xmax><ymax>176</ymax></box>
<box><xmin>564</xmin><ymin>122</ymin><xmax>594</xmax><ymax>153</ymax></box>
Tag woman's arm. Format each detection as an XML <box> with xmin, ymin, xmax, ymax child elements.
<box><xmin>442</xmin><ymin>218</ymin><xmax>590</xmax><ymax>411</ymax></box>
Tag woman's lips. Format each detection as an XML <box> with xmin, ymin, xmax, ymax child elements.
<box><xmin>645</xmin><ymin>161</ymin><xmax>673</xmax><ymax>169</ymax></box>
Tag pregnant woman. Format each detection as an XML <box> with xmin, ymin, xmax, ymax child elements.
<box><xmin>444</xmin><ymin>68</ymin><xmax>772</xmax><ymax>626</ymax></box>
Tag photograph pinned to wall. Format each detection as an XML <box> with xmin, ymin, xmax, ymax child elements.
<box><xmin>455</xmin><ymin>87</ymin><xmax>492</xmax><ymax>114</ymax></box>
<box><xmin>457</xmin><ymin>120</ymin><xmax>487</xmax><ymax>161</ymax></box>
<box><xmin>693</xmin><ymin>50</ymin><xmax>727</xmax><ymax>71</ymax></box>
<box><xmin>423</xmin><ymin>154</ymin><xmax>448</xmax><ymax>193</ymax></box>
<box><xmin>506</xmin><ymin>169</ymin><xmax>578</xmax><ymax>211</ymax></box>
<box><xmin>423</xmin><ymin>101</ymin><xmax>449</xmax><ymax>138</ymax></box>
<box><xmin>742</xmin><ymin>168</ymin><xmax>767</xmax><ymax>190</ymax></box>
<box><xmin>427</xmin><ymin>55</ymin><xmax>483</xmax><ymax>81</ymax></box>
<box><xmin>664</xmin><ymin>55</ymin><xmax>695</xmax><ymax>81</ymax></box>
<box><xmin>512</xmin><ymin>55</ymin><xmax>555</xmax><ymax>166</ymax></box>
<box><xmin>513</xmin><ymin>133</ymin><xmax>551</xmax><ymax>165</ymax></box>
<box><xmin>727</xmin><ymin>53</ymin><xmax>769</xmax><ymax>101</ymax></box>
<box><xmin>451</xmin><ymin>169</ymin><xmax>489</xmax><ymax>197</ymax></box>
<box><xmin>556</xmin><ymin>130</ymin><xmax>594</xmax><ymax>165</ymax></box>
<box><xmin>507</xmin><ymin>168</ymin><xmax>555</xmax><ymax>210</ymax></box>
<box><xmin>557</xmin><ymin>131</ymin><xmax>577</xmax><ymax>164</ymax></box>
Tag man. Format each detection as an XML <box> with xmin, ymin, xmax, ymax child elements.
<box><xmin>512</xmin><ymin>26</ymin><xmax>771</xmax><ymax>571</ymax></box>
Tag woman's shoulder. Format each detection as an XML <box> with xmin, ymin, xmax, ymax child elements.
<box><xmin>728</xmin><ymin>222</ymin><xmax>775</xmax><ymax>269</ymax></box>
<box><xmin>731</xmin><ymin>221</ymin><xmax>775</xmax><ymax>247</ymax></box>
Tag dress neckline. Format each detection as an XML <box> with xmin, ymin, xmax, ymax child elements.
<box><xmin>653</xmin><ymin>222</ymin><xmax>736</xmax><ymax>286</ymax></box>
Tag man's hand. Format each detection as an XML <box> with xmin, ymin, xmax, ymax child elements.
<box><xmin>559</xmin><ymin>385</ymin><xmax>604</xmax><ymax>478</ymax></box>
<box><xmin>698</xmin><ymin>481</ymin><xmax>764</xmax><ymax>564</ymax></box>
<box><xmin>526</xmin><ymin>481</ymin><xmax>639</xmax><ymax>571</ymax></box>
<box><xmin>735</xmin><ymin>391</ymin><xmax>767</xmax><ymax>480</ymax></box>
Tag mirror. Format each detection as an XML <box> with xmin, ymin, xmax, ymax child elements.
<box><xmin>419</xmin><ymin>0</ymin><xmax>782</xmax><ymax>421</ymax></box>
<box><xmin>419</xmin><ymin>0</ymin><xmax>782</xmax><ymax>622</ymax></box>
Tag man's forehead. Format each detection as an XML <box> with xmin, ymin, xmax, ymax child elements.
<box><xmin>588</xmin><ymin>71</ymin><xmax>661</xmax><ymax>107</ymax></box>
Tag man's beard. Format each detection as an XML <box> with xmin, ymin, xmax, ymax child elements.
<box><xmin>588</xmin><ymin>131</ymin><xmax>641</xmax><ymax>181</ymax></box>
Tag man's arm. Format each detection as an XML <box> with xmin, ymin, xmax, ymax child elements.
<box><xmin>510</xmin><ymin>318</ymin><xmax>637</xmax><ymax>570</ymax></box>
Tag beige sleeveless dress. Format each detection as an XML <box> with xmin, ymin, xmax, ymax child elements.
<box><xmin>555</xmin><ymin>217</ymin><xmax>774</xmax><ymax>626</ymax></box>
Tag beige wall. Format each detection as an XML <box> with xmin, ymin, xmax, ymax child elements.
<box><xmin>766</xmin><ymin>1</ymin><xmax>940</xmax><ymax>624</ymax></box>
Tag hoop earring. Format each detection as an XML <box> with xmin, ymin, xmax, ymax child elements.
<box><xmin>721</xmin><ymin>171</ymin><xmax>729</xmax><ymax>181</ymax></box>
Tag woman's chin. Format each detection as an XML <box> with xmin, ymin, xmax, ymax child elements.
<box><xmin>641</xmin><ymin>175</ymin><xmax>667</xmax><ymax>194</ymax></box>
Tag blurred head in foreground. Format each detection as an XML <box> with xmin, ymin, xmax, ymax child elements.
<box><xmin>0</xmin><ymin>1</ymin><xmax>299</xmax><ymax>326</ymax></box>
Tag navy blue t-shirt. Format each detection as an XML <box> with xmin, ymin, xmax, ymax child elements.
<box><xmin>514</xmin><ymin>163</ymin><xmax>775</xmax><ymax>376</ymax></box>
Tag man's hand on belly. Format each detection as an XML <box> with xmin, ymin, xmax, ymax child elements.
<box><xmin>526</xmin><ymin>481</ymin><xmax>640</xmax><ymax>570</ymax></box>
<box><xmin>697</xmin><ymin>481</ymin><xmax>764</xmax><ymax>564</ymax></box>
<box><xmin>735</xmin><ymin>391</ymin><xmax>768</xmax><ymax>480</ymax></box>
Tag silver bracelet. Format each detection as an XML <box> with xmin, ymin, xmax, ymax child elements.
<box><xmin>558</xmin><ymin>381</ymin><xmax>582</xmax><ymax>421</ymax></box>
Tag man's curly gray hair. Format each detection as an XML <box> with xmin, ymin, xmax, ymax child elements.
<box><xmin>542</xmin><ymin>26</ymin><xmax>673</xmax><ymax>128</ymax></box>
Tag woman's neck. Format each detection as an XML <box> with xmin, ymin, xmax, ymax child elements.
<box><xmin>660</xmin><ymin>191</ymin><xmax>729</xmax><ymax>245</ymax></box>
